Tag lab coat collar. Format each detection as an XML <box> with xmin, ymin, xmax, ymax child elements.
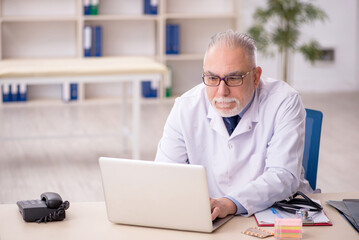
<box><xmin>206</xmin><ymin>85</ymin><xmax>260</xmax><ymax>138</ymax></box>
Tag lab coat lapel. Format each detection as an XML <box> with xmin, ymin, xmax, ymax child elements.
<box><xmin>230</xmin><ymin>90</ymin><xmax>260</xmax><ymax>138</ymax></box>
<box><xmin>207</xmin><ymin>104</ymin><xmax>229</xmax><ymax>138</ymax></box>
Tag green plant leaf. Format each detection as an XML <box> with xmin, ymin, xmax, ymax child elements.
<box><xmin>272</xmin><ymin>27</ymin><xmax>299</xmax><ymax>51</ymax></box>
<box><xmin>299</xmin><ymin>40</ymin><xmax>323</xmax><ymax>64</ymax></box>
<box><xmin>248</xmin><ymin>25</ymin><xmax>270</xmax><ymax>53</ymax></box>
<box><xmin>301</xmin><ymin>3</ymin><xmax>328</xmax><ymax>23</ymax></box>
<box><xmin>248</xmin><ymin>0</ymin><xmax>328</xmax><ymax>67</ymax></box>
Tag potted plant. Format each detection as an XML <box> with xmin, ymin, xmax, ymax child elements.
<box><xmin>248</xmin><ymin>0</ymin><xmax>328</xmax><ymax>83</ymax></box>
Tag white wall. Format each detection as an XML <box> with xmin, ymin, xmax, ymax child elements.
<box><xmin>357</xmin><ymin>1</ymin><xmax>359</xmax><ymax>90</ymax></box>
<box><xmin>238</xmin><ymin>0</ymin><xmax>359</xmax><ymax>92</ymax></box>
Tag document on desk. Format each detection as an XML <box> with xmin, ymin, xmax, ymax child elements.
<box><xmin>254</xmin><ymin>199</ymin><xmax>332</xmax><ymax>226</ymax></box>
<box><xmin>327</xmin><ymin>199</ymin><xmax>359</xmax><ymax>233</ymax></box>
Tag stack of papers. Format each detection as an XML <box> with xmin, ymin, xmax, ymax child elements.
<box><xmin>254</xmin><ymin>199</ymin><xmax>332</xmax><ymax>226</ymax></box>
<box><xmin>327</xmin><ymin>199</ymin><xmax>359</xmax><ymax>233</ymax></box>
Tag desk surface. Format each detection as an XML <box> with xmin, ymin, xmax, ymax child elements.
<box><xmin>0</xmin><ymin>57</ymin><xmax>167</xmax><ymax>78</ymax></box>
<box><xmin>0</xmin><ymin>192</ymin><xmax>358</xmax><ymax>240</ymax></box>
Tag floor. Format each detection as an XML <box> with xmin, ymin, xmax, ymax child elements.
<box><xmin>0</xmin><ymin>92</ymin><xmax>358</xmax><ymax>204</ymax></box>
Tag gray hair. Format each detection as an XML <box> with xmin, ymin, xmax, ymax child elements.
<box><xmin>205</xmin><ymin>29</ymin><xmax>257</xmax><ymax>66</ymax></box>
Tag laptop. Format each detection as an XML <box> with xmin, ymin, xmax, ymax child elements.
<box><xmin>99</xmin><ymin>157</ymin><xmax>234</xmax><ymax>232</ymax></box>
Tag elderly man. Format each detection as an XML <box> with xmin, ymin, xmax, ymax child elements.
<box><xmin>155</xmin><ymin>30</ymin><xmax>313</xmax><ymax>219</ymax></box>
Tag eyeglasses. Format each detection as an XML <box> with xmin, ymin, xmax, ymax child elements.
<box><xmin>202</xmin><ymin>70</ymin><xmax>252</xmax><ymax>87</ymax></box>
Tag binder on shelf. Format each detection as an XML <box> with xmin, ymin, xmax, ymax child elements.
<box><xmin>19</xmin><ymin>83</ymin><xmax>27</xmax><ymax>102</ymax></box>
<box><xmin>90</xmin><ymin>0</ymin><xmax>99</xmax><ymax>15</ymax></box>
<box><xmin>166</xmin><ymin>24</ymin><xmax>180</xmax><ymax>54</ymax></box>
<box><xmin>84</xmin><ymin>0</ymin><xmax>90</xmax><ymax>15</ymax></box>
<box><xmin>172</xmin><ymin>24</ymin><xmax>180</xmax><ymax>54</ymax></box>
<box><xmin>94</xmin><ymin>26</ymin><xmax>102</xmax><ymax>57</ymax></box>
<box><xmin>165</xmin><ymin>66</ymin><xmax>172</xmax><ymax>98</ymax></box>
<box><xmin>84</xmin><ymin>25</ymin><xmax>102</xmax><ymax>57</ymax></box>
<box><xmin>10</xmin><ymin>83</ymin><xmax>18</xmax><ymax>102</ymax></box>
<box><xmin>70</xmin><ymin>83</ymin><xmax>78</xmax><ymax>101</ymax></box>
<box><xmin>2</xmin><ymin>84</ymin><xmax>10</xmax><ymax>103</ymax></box>
<box><xmin>141</xmin><ymin>80</ymin><xmax>158</xmax><ymax>98</ymax></box>
<box><xmin>144</xmin><ymin>0</ymin><xmax>158</xmax><ymax>15</ymax></box>
<box><xmin>62</xmin><ymin>83</ymin><xmax>70</xmax><ymax>102</ymax></box>
<box><xmin>84</xmin><ymin>25</ymin><xmax>92</xmax><ymax>57</ymax></box>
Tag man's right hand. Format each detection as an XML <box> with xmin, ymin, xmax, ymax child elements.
<box><xmin>210</xmin><ymin>197</ymin><xmax>237</xmax><ymax>221</ymax></box>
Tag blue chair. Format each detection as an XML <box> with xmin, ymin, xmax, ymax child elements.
<box><xmin>302</xmin><ymin>108</ymin><xmax>323</xmax><ymax>190</ymax></box>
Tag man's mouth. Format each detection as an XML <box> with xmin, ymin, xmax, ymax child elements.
<box><xmin>215</xmin><ymin>101</ymin><xmax>234</xmax><ymax>109</ymax></box>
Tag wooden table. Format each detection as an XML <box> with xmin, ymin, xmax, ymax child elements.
<box><xmin>0</xmin><ymin>57</ymin><xmax>168</xmax><ymax>159</ymax></box>
<box><xmin>0</xmin><ymin>192</ymin><xmax>358</xmax><ymax>240</ymax></box>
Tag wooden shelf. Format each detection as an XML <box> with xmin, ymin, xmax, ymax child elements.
<box><xmin>0</xmin><ymin>0</ymin><xmax>237</xmax><ymax>103</ymax></box>
<box><xmin>165</xmin><ymin>54</ymin><xmax>204</xmax><ymax>61</ymax></box>
<box><xmin>83</xmin><ymin>14</ymin><xmax>159</xmax><ymax>21</ymax></box>
<box><xmin>165</xmin><ymin>13</ymin><xmax>236</xmax><ymax>20</ymax></box>
<box><xmin>1</xmin><ymin>16</ymin><xmax>78</xmax><ymax>22</ymax></box>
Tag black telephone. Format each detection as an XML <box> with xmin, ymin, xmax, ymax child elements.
<box><xmin>17</xmin><ymin>192</ymin><xmax>70</xmax><ymax>223</ymax></box>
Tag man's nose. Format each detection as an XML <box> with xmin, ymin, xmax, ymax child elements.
<box><xmin>217</xmin><ymin>80</ymin><xmax>230</xmax><ymax>96</ymax></box>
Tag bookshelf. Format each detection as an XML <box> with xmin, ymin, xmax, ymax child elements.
<box><xmin>0</xmin><ymin>0</ymin><xmax>238</xmax><ymax>102</ymax></box>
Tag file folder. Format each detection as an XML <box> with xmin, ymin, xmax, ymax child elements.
<box><xmin>84</xmin><ymin>0</ymin><xmax>90</xmax><ymax>15</ymax></box>
<box><xmin>19</xmin><ymin>83</ymin><xmax>27</xmax><ymax>102</ymax></box>
<box><xmin>70</xmin><ymin>83</ymin><xmax>78</xmax><ymax>101</ymax></box>
<box><xmin>90</xmin><ymin>0</ymin><xmax>99</xmax><ymax>15</ymax></box>
<box><xmin>141</xmin><ymin>81</ymin><xmax>157</xmax><ymax>98</ymax></box>
<box><xmin>165</xmin><ymin>66</ymin><xmax>172</xmax><ymax>97</ymax></box>
<box><xmin>10</xmin><ymin>83</ymin><xmax>18</xmax><ymax>102</ymax></box>
<box><xmin>2</xmin><ymin>84</ymin><xmax>10</xmax><ymax>103</ymax></box>
<box><xmin>84</xmin><ymin>26</ymin><xmax>92</xmax><ymax>57</ymax></box>
<box><xmin>144</xmin><ymin>0</ymin><xmax>158</xmax><ymax>15</ymax></box>
<box><xmin>343</xmin><ymin>199</ymin><xmax>359</xmax><ymax>229</ymax></box>
<box><xmin>62</xmin><ymin>82</ymin><xmax>70</xmax><ymax>102</ymax></box>
<box><xmin>94</xmin><ymin>26</ymin><xmax>102</xmax><ymax>57</ymax></box>
<box><xmin>327</xmin><ymin>200</ymin><xmax>359</xmax><ymax>232</ymax></box>
<box><xmin>166</xmin><ymin>24</ymin><xmax>180</xmax><ymax>54</ymax></box>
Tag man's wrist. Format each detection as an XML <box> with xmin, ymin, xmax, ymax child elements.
<box><xmin>221</xmin><ymin>197</ymin><xmax>237</xmax><ymax>215</ymax></box>
<box><xmin>224</xmin><ymin>195</ymin><xmax>247</xmax><ymax>215</ymax></box>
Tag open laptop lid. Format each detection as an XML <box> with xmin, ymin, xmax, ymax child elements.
<box><xmin>99</xmin><ymin>157</ymin><xmax>230</xmax><ymax>232</ymax></box>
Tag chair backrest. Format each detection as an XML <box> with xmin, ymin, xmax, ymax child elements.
<box><xmin>303</xmin><ymin>108</ymin><xmax>323</xmax><ymax>190</ymax></box>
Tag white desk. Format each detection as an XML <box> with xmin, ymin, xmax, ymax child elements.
<box><xmin>0</xmin><ymin>192</ymin><xmax>358</xmax><ymax>240</ymax></box>
<box><xmin>0</xmin><ymin>57</ymin><xmax>168</xmax><ymax>159</ymax></box>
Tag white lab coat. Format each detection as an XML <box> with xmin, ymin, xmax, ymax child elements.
<box><xmin>155</xmin><ymin>77</ymin><xmax>313</xmax><ymax>216</ymax></box>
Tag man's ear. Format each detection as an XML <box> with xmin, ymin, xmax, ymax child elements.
<box><xmin>253</xmin><ymin>66</ymin><xmax>262</xmax><ymax>88</ymax></box>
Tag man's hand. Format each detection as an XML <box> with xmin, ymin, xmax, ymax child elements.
<box><xmin>210</xmin><ymin>197</ymin><xmax>237</xmax><ymax>221</ymax></box>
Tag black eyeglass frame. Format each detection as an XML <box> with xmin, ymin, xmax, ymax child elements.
<box><xmin>202</xmin><ymin>69</ymin><xmax>253</xmax><ymax>87</ymax></box>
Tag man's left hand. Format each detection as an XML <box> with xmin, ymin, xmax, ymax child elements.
<box><xmin>210</xmin><ymin>197</ymin><xmax>237</xmax><ymax>221</ymax></box>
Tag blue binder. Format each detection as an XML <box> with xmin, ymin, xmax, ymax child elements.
<box><xmin>19</xmin><ymin>83</ymin><xmax>27</xmax><ymax>101</ymax></box>
<box><xmin>171</xmin><ymin>24</ymin><xmax>180</xmax><ymax>54</ymax></box>
<box><xmin>94</xmin><ymin>26</ymin><xmax>102</xmax><ymax>57</ymax></box>
<box><xmin>144</xmin><ymin>0</ymin><xmax>158</xmax><ymax>15</ymax></box>
<box><xmin>84</xmin><ymin>0</ymin><xmax>90</xmax><ymax>15</ymax></box>
<box><xmin>10</xmin><ymin>83</ymin><xmax>19</xmax><ymax>102</ymax></box>
<box><xmin>141</xmin><ymin>81</ymin><xmax>157</xmax><ymax>98</ymax></box>
<box><xmin>84</xmin><ymin>25</ymin><xmax>92</xmax><ymax>57</ymax></box>
<box><xmin>70</xmin><ymin>83</ymin><xmax>78</xmax><ymax>101</ymax></box>
<box><xmin>166</xmin><ymin>25</ymin><xmax>172</xmax><ymax>54</ymax></box>
<box><xmin>2</xmin><ymin>84</ymin><xmax>10</xmax><ymax>103</ymax></box>
<box><xmin>166</xmin><ymin>24</ymin><xmax>180</xmax><ymax>54</ymax></box>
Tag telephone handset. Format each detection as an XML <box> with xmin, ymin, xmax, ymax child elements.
<box><xmin>17</xmin><ymin>192</ymin><xmax>70</xmax><ymax>223</ymax></box>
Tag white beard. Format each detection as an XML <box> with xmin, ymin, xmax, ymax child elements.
<box><xmin>211</xmin><ymin>97</ymin><xmax>242</xmax><ymax>117</ymax></box>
